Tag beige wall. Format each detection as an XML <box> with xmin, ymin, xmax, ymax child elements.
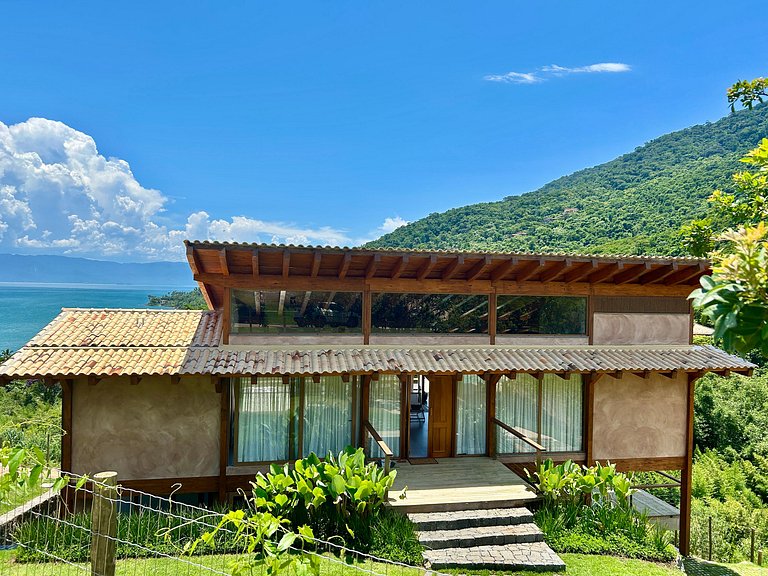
<box><xmin>494</xmin><ymin>334</ymin><xmax>589</xmax><ymax>346</ymax></box>
<box><xmin>71</xmin><ymin>375</ymin><xmax>220</xmax><ymax>480</ymax></box>
<box><xmin>592</xmin><ymin>372</ymin><xmax>687</xmax><ymax>461</ymax></box>
<box><xmin>592</xmin><ymin>313</ymin><xmax>690</xmax><ymax>345</ymax></box>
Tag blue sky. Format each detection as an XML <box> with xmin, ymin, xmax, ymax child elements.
<box><xmin>0</xmin><ymin>1</ymin><xmax>766</xmax><ymax>261</ymax></box>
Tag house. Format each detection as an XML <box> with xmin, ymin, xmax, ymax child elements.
<box><xmin>0</xmin><ymin>241</ymin><xmax>754</xmax><ymax>555</ymax></box>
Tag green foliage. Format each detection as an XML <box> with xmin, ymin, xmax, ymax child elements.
<box><xmin>250</xmin><ymin>447</ymin><xmax>398</xmax><ymax>552</ymax></box>
<box><xmin>367</xmin><ymin>508</ymin><xmax>424</xmax><ymax>566</ymax></box>
<box><xmin>147</xmin><ymin>288</ymin><xmax>208</xmax><ymax>310</ymax></box>
<box><xmin>367</xmin><ymin>105</ymin><xmax>768</xmax><ymax>256</ymax></box>
<box><xmin>728</xmin><ymin>77</ymin><xmax>768</xmax><ymax>112</ymax></box>
<box><xmin>527</xmin><ymin>460</ymin><xmax>674</xmax><ymax>562</ymax></box>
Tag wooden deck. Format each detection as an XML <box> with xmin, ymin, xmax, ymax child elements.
<box><xmin>387</xmin><ymin>457</ymin><xmax>538</xmax><ymax>513</ymax></box>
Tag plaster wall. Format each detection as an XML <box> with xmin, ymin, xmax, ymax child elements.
<box><xmin>591</xmin><ymin>372</ymin><xmax>687</xmax><ymax>461</ymax></box>
<box><xmin>592</xmin><ymin>313</ymin><xmax>690</xmax><ymax>345</ymax></box>
<box><xmin>71</xmin><ymin>375</ymin><xmax>220</xmax><ymax>480</ymax></box>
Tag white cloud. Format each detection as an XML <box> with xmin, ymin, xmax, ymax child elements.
<box><xmin>379</xmin><ymin>216</ymin><xmax>408</xmax><ymax>234</ymax></box>
<box><xmin>0</xmin><ymin>118</ymin><xmax>364</xmax><ymax>261</ymax></box>
<box><xmin>485</xmin><ymin>62</ymin><xmax>631</xmax><ymax>85</ymax></box>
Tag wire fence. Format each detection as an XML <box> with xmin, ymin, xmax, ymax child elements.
<box><xmin>0</xmin><ymin>470</ymin><xmax>443</xmax><ymax>576</ymax></box>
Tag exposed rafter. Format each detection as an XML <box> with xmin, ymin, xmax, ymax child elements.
<box><xmin>588</xmin><ymin>262</ymin><xmax>622</xmax><ymax>284</ymax></box>
<box><xmin>441</xmin><ymin>256</ymin><xmax>465</xmax><ymax>281</ymax></box>
<box><xmin>282</xmin><ymin>251</ymin><xmax>291</xmax><ymax>278</ymax></box>
<box><xmin>539</xmin><ymin>259</ymin><xmax>570</xmax><ymax>283</ymax></box>
<box><xmin>310</xmin><ymin>251</ymin><xmax>322</xmax><ymax>277</ymax></box>
<box><xmin>514</xmin><ymin>259</ymin><xmax>545</xmax><ymax>282</ymax></box>
<box><xmin>219</xmin><ymin>249</ymin><xmax>230</xmax><ymax>276</ymax></box>
<box><xmin>640</xmin><ymin>263</ymin><xmax>678</xmax><ymax>285</ymax></box>
<box><xmin>564</xmin><ymin>260</ymin><xmax>598</xmax><ymax>283</ymax></box>
<box><xmin>390</xmin><ymin>255</ymin><xmax>409</xmax><ymax>279</ymax></box>
<box><xmin>338</xmin><ymin>253</ymin><xmax>352</xmax><ymax>279</ymax></box>
<box><xmin>365</xmin><ymin>254</ymin><xmax>381</xmax><ymax>280</ymax></box>
<box><xmin>417</xmin><ymin>255</ymin><xmax>438</xmax><ymax>280</ymax></box>
<box><xmin>251</xmin><ymin>250</ymin><xmax>260</xmax><ymax>278</ymax></box>
<box><xmin>614</xmin><ymin>262</ymin><xmax>651</xmax><ymax>285</ymax></box>
<box><xmin>490</xmin><ymin>258</ymin><xmax>518</xmax><ymax>282</ymax></box>
<box><xmin>466</xmin><ymin>256</ymin><xmax>492</xmax><ymax>281</ymax></box>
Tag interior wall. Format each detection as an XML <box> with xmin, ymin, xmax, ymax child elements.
<box><xmin>591</xmin><ymin>372</ymin><xmax>687</xmax><ymax>461</ymax></box>
<box><xmin>71</xmin><ymin>375</ymin><xmax>220</xmax><ymax>480</ymax></box>
<box><xmin>592</xmin><ymin>313</ymin><xmax>690</xmax><ymax>345</ymax></box>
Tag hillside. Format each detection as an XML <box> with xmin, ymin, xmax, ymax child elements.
<box><xmin>0</xmin><ymin>253</ymin><xmax>194</xmax><ymax>286</ymax></box>
<box><xmin>367</xmin><ymin>105</ymin><xmax>768</xmax><ymax>256</ymax></box>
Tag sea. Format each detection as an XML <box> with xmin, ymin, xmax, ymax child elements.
<box><xmin>0</xmin><ymin>283</ymin><xmax>194</xmax><ymax>352</ymax></box>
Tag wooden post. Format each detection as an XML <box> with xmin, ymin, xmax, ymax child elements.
<box><xmin>679</xmin><ymin>373</ymin><xmax>698</xmax><ymax>556</ymax></box>
<box><xmin>584</xmin><ymin>374</ymin><xmax>595</xmax><ymax>466</ymax></box>
<box><xmin>222</xmin><ymin>287</ymin><xmax>231</xmax><ymax>345</ymax></box>
<box><xmin>751</xmin><ymin>528</ymin><xmax>756</xmax><ymax>564</ymax></box>
<box><xmin>218</xmin><ymin>378</ymin><xmax>230</xmax><ymax>504</ymax></box>
<box><xmin>488</xmin><ymin>292</ymin><xmax>497</xmax><ymax>345</ymax></box>
<box><xmin>90</xmin><ymin>471</ymin><xmax>118</xmax><ymax>576</ymax></box>
<box><xmin>708</xmin><ymin>516</ymin><xmax>713</xmax><ymax>560</ymax></box>
<box><xmin>758</xmin><ymin>549</ymin><xmax>763</xmax><ymax>566</ymax></box>
<box><xmin>363</xmin><ymin>289</ymin><xmax>372</xmax><ymax>344</ymax></box>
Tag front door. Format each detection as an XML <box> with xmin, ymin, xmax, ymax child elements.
<box><xmin>428</xmin><ymin>376</ymin><xmax>454</xmax><ymax>458</ymax></box>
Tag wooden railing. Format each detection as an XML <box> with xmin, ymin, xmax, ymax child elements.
<box><xmin>362</xmin><ymin>419</ymin><xmax>393</xmax><ymax>475</ymax></box>
<box><xmin>490</xmin><ymin>417</ymin><xmax>545</xmax><ymax>463</ymax></box>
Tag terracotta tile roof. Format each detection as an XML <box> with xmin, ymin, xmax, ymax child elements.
<box><xmin>28</xmin><ymin>309</ymin><xmax>221</xmax><ymax>348</ymax></box>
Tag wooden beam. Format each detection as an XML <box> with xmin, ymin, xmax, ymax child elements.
<box><xmin>87</xmin><ymin>375</ymin><xmax>100</xmax><ymax>386</ymax></box>
<box><xmin>282</xmin><ymin>251</ymin><xmax>291</xmax><ymax>278</ymax></box>
<box><xmin>514</xmin><ymin>259</ymin><xmax>544</xmax><ymax>282</ymax></box>
<box><xmin>564</xmin><ymin>260</ymin><xmax>598</xmax><ymax>283</ymax></box>
<box><xmin>310</xmin><ymin>251</ymin><xmax>322</xmax><ymax>277</ymax></box>
<box><xmin>365</xmin><ymin>254</ymin><xmax>381</xmax><ymax>280</ymax></box>
<box><xmin>338</xmin><ymin>253</ymin><xmax>352</xmax><ymax>279</ymax></box>
<box><xmin>613</xmin><ymin>262</ymin><xmax>651</xmax><ymax>285</ymax></box>
<box><xmin>218</xmin><ymin>378</ymin><xmax>230</xmax><ymax>503</ymax></box>
<box><xmin>640</xmin><ymin>263</ymin><xmax>678</xmax><ymax>285</ymax></box>
<box><xmin>488</xmin><ymin>292</ymin><xmax>497</xmax><ymax>345</ymax></box>
<box><xmin>665</xmin><ymin>263</ymin><xmax>706</xmax><ymax>286</ymax></box>
<box><xmin>583</xmin><ymin>372</ymin><xmax>595</xmax><ymax>467</ymax></box>
<box><xmin>466</xmin><ymin>256</ymin><xmax>492</xmax><ymax>281</ymax></box>
<box><xmin>186</xmin><ymin>245</ymin><xmax>202</xmax><ymax>275</ymax></box>
<box><xmin>129</xmin><ymin>375</ymin><xmax>141</xmax><ymax>386</ymax></box>
<box><xmin>417</xmin><ymin>255</ymin><xmax>438</xmax><ymax>280</ymax></box>
<box><xmin>539</xmin><ymin>259</ymin><xmax>570</xmax><ymax>283</ymax></box>
<box><xmin>219</xmin><ymin>249</ymin><xmax>230</xmax><ymax>276</ymax></box>
<box><xmin>587</xmin><ymin>262</ymin><xmax>622</xmax><ymax>284</ymax></box>
<box><xmin>61</xmin><ymin>379</ymin><xmax>73</xmax><ymax>474</ymax></box>
<box><xmin>490</xmin><ymin>257</ymin><xmax>518</xmax><ymax>282</ymax></box>
<box><xmin>390</xmin><ymin>255</ymin><xmax>409</xmax><ymax>279</ymax></box>
<box><xmin>222</xmin><ymin>287</ymin><xmax>231</xmax><ymax>345</ymax></box>
<box><xmin>441</xmin><ymin>256</ymin><xmax>464</xmax><ymax>281</ymax></box>
<box><xmin>251</xmin><ymin>250</ymin><xmax>260</xmax><ymax>278</ymax></box>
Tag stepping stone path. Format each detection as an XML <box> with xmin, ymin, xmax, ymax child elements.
<box><xmin>409</xmin><ymin>507</ymin><xmax>565</xmax><ymax>572</ymax></box>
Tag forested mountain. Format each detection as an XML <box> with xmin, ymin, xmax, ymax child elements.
<box><xmin>368</xmin><ymin>105</ymin><xmax>768</xmax><ymax>256</ymax></box>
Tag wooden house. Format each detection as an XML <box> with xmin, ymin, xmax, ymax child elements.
<box><xmin>0</xmin><ymin>241</ymin><xmax>755</xmax><ymax>555</ymax></box>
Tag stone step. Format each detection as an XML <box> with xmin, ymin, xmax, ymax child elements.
<box><xmin>418</xmin><ymin>522</ymin><xmax>543</xmax><ymax>549</ymax></box>
<box><xmin>408</xmin><ymin>507</ymin><xmax>533</xmax><ymax>531</ymax></box>
<box><xmin>424</xmin><ymin>542</ymin><xmax>566</xmax><ymax>572</ymax></box>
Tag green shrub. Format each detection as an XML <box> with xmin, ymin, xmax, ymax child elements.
<box><xmin>368</xmin><ymin>508</ymin><xmax>423</xmax><ymax>565</ymax></box>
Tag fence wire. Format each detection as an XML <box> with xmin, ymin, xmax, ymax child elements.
<box><xmin>1</xmin><ymin>471</ymin><xmax>446</xmax><ymax>576</ymax></box>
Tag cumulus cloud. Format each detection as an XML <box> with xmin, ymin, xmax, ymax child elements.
<box><xmin>485</xmin><ymin>62</ymin><xmax>631</xmax><ymax>84</ymax></box>
<box><xmin>379</xmin><ymin>216</ymin><xmax>408</xmax><ymax>234</ymax></box>
<box><xmin>0</xmin><ymin>118</ymin><xmax>364</xmax><ymax>261</ymax></box>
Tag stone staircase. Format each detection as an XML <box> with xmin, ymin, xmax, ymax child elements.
<box><xmin>410</xmin><ymin>507</ymin><xmax>565</xmax><ymax>572</ymax></box>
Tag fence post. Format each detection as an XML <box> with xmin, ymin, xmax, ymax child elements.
<box><xmin>752</xmin><ymin>528</ymin><xmax>756</xmax><ymax>564</ymax></box>
<box><xmin>708</xmin><ymin>516</ymin><xmax>713</xmax><ymax>561</ymax></box>
<box><xmin>758</xmin><ymin>549</ymin><xmax>763</xmax><ymax>566</ymax></box>
<box><xmin>90</xmin><ymin>471</ymin><xmax>118</xmax><ymax>576</ymax></box>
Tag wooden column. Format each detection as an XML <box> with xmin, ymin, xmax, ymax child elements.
<box><xmin>587</xmin><ymin>294</ymin><xmax>595</xmax><ymax>345</ymax></box>
<box><xmin>363</xmin><ymin>289</ymin><xmax>372</xmax><ymax>344</ymax></box>
<box><xmin>451</xmin><ymin>375</ymin><xmax>459</xmax><ymax>457</ymax></box>
<box><xmin>222</xmin><ymin>287</ymin><xmax>231</xmax><ymax>345</ymax></box>
<box><xmin>488</xmin><ymin>292</ymin><xmax>497</xmax><ymax>345</ymax></box>
<box><xmin>583</xmin><ymin>373</ymin><xmax>596</xmax><ymax>466</ymax></box>
<box><xmin>218</xmin><ymin>378</ymin><xmax>230</xmax><ymax>503</ymax></box>
<box><xmin>360</xmin><ymin>376</ymin><xmax>371</xmax><ymax>448</ymax></box>
<box><xmin>484</xmin><ymin>374</ymin><xmax>500</xmax><ymax>458</ymax></box>
<box><xmin>61</xmin><ymin>379</ymin><xmax>73</xmax><ymax>474</ymax></box>
<box><xmin>679</xmin><ymin>372</ymin><xmax>698</xmax><ymax>556</ymax></box>
<box><xmin>399</xmin><ymin>374</ymin><xmax>410</xmax><ymax>458</ymax></box>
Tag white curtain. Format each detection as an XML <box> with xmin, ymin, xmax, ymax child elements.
<box><xmin>303</xmin><ymin>376</ymin><xmax>353</xmax><ymax>457</ymax></box>
<box><xmin>542</xmin><ymin>374</ymin><xmax>583</xmax><ymax>452</ymax></box>
<box><xmin>495</xmin><ymin>374</ymin><xmax>538</xmax><ymax>453</ymax></box>
<box><xmin>456</xmin><ymin>374</ymin><xmax>487</xmax><ymax>455</ymax></box>
<box><xmin>237</xmin><ymin>377</ymin><xmax>292</xmax><ymax>462</ymax></box>
<box><xmin>368</xmin><ymin>375</ymin><xmax>401</xmax><ymax>458</ymax></box>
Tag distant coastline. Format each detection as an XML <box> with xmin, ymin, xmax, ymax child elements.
<box><xmin>0</xmin><ymin>282</ymin><xmax>194</xmax><ymax>290</ymax></box>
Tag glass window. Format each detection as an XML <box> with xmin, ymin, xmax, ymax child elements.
<box><xmin>236</xmin><ymin>377</ymin><xmax>294</xmax><ymax>463</ymax></box>
<box><xmin>371</xmin><ymin>293</ymin><xmax>488</xmax><ymax>334</ymax></box>
<box><xmin>456</xmin><ymin>375</ymin><xmax>487</xmax><ymax>455</ymax></box>
<box><xmin>231</xmin><ymin>289</ymin><xmax>362</xmax><ymax>334</ymax></box>
<box><xmin>495</xmin><ymin>374</ymin><xmax>538</xmax><ymax>454</ymax></box>
<box><xmin>496</xmin><ymin>296</ymin><xmax>586</xmax><ymax>335</ymax></box>
<box><xmin>368</xmin><ymin>375</ymin><xmax>401</xmax><ymax>458</ymax></box>
<box><xmin>302</xmin><ymin>376</ymin><xmax>354</xmax><ymax>457</ymax></box>
<box><xmin>542</xmin><ymin>374</ymin><xmax>583</xmax><ymax>452</ymax></box>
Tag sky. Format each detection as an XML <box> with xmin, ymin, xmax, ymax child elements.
<box><xmin>0</xmin><ymin>1</ymin><xmax>766</xmax><ymax>262</ymax></box>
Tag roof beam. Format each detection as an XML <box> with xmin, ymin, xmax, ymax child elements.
<box><xmin>613</xmin><ymin>262</ymin><xmax>652</xmax><ymax>285</ymax></box>
<box><xmin>490</xmin><ymin>257</ymin><xmax>518</xmax><ymax>282</ymax></box>
<box><xmin>417</xmin><ymin>255</ymin><xmax>438</xmax><ymax>280</ymax></box>
<box><xmin>664</xmin><ymin>263</ymin><xmax>706</xmax><ymax>286</ymax></box>
<box><xmin>465</xmin><ymin>256</ymin><xmax>492</xmax><ymax>281</ymax></box>
<box><xmin>186</xmin><ymin>245</ymin><xmax>202</xmax><ymax>275</ymax></box>
<box><xmin>587</xmin><ymin>262</ymin><xmax>623</xmax><ymax>284</ymax></box>
<box><xmin>310</xmin><ymin>251</ymin><xmax>322</xmax><ymax>278</ymax></box>
<box><xmin>564</xmin><ymin>260</ymin><xmax>598</xmax><ymax>283</ymax></box>
<box><xmin>539</xmin><ymin>259</ymin><xmax>570</xmax><ymax>283</ymax></box>
<box><xmin>390</xmin><ymin>255</ymin><xmax>409</xmax><ymax>279</ymax></box>
<box><xmin>365</xmin><ymin>254</ymin><xmax>381</xmax><ymax>280</ymax></box>
<box><xmin>338</xmin><ymin>253</ymin><xmax>352</xmax><ymax>279</ymax></box>
<box><xmin>251</xmin><ymin>250</ymin><xmax>260</xmax><ymax>278</ymax></box>
<box><xmin>282</xmin><ymin>251</ymin><xmax>291</xmax><ymax>278</ymax></box>
<box><xmin>514</xmin><ymin>259</ymin><xmax>545</xmax><ymax>282</ymax></box>
<box><xmin>639</xmin><ymin>263</ymin><xmax>678</xmax><ymax>285</ymax></box>
<box><xmin>219</xmin><ymin>249</ymin><xmax>230</xmax><ymax>276</ymax></box>
<box><xmin>441</xmin><ymin>256</ymin><xmax>465</xmax><ymax>281</ymax></box>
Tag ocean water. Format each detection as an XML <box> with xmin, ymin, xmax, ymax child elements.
<box><xmin>0</xmin><ymin>284</ymin><xmax>192</xmax><ymax>352</ymax></box>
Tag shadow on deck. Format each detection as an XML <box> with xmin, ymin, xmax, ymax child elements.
<box><xmin>387</xmin><ymin>457</ymin><xmax>538</xmax><ymax>513</ymax></box>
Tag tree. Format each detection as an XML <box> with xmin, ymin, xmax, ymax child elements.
<box><xmin>689</xmin><ymin>76</ymin><xmax>768</xmax><ymax>356</ymax></box>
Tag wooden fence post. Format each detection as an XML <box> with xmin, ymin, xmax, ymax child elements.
<box><xmin>751</xmin><ymin>528</ymin><xmax>756</xmax><ymax>564</ymax></box>
<box><xmin>91</xmin><ymin>471</ymin><xmax>118</xmax><ymax>576</ymax></box>
<box><xmin>708</xmin><ymin>516</ymin><xmax>713</xmax><ymax>561</ymax></box>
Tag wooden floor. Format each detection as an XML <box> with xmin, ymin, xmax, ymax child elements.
<box><xmin>388</xmin><ymin>457</ymin><xmax>538</xmax><ymax>513</ymax></box>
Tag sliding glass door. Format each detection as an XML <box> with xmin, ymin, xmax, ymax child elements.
<box><xmin>303</xmin><ymin>376</ymin><xmax>354</xmax><ymax>457</ymax></box>
<box><xmin>237</xmin><ymin>376</ymin><xmax>294</xmax><ymax>463</ymax></box>
<box><xmin>456</xmin><ymin>375</ymin><xmax>487</xmax><ymax>455</ymax></box>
